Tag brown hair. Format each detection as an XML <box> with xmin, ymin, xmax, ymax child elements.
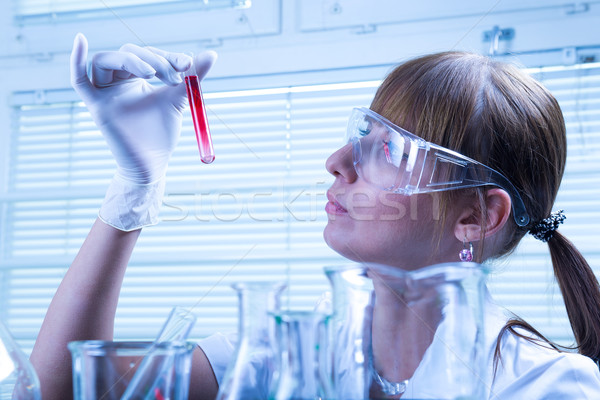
<box><xmin>370</xmin><ymin>52</ymin><xmax>600</xmax><ymax>363</ymax></box>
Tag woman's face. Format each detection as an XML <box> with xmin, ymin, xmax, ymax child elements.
<box><xmin>323</xmin><ymin>143</ymin><xmax>459</xmax><ymax>269</ymax></box>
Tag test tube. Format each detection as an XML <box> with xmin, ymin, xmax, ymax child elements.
<box><xmin>183</xmin><ymin>55</ymin><xmax>215</xmax><ymax>164</ymax></box>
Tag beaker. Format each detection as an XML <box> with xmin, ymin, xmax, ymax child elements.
<box><xmin>269</xmin><ymin>310</ymin><xmax>334</xmax><ymax>400</ymax></box>
<box><xmin>121</xmin><ymin>307</ymin><xmax>196</xmax><ymax>400</ymax></box>
<box><xmin>0</xmin><ymin>320</ymin><xmax>41</xmax><ymax>400</ymax></box>
<box><xmin>68</xmin><ymin>341</ymin><xmax>194</xmax><ymax>400</ymax></box>
<box><xmin>216</xmin><ymin>281</ymin><xmax>286</xmax><ymax>400</ymax></box>
<box><xmin>324</xmin><ymin>262</ymin><xmax>488</xmax><ymax>400</ymax></box>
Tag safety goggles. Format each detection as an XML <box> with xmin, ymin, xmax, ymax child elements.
<box><xmin>345</xmin><ymin>107</ymin><xmax>530</xmax><ymax>227</ymax></box>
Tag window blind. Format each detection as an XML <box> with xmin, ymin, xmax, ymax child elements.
<box><xmin>2</xmin><ymin>63</ymin><xmax>600</xmax><ymax>355</ymax></box>
<box><xmin>12</xmin><ymin>0</ymin><xmax>250</xmax><ymax>23</ymax></box>
<box><xmin>3</xmin><ymin>80</ymin><xmax>378</xmax><ymax>352</ymax></box>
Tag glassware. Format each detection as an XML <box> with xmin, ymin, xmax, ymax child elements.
<box><xmin>324</xmin><ymin>262</ymin><xmax>488</xmax><ymax>400</ymax></box>
<box><xmin>216</xmin><ymin>281</ymin><xmax>286</xmax><ymax>400</ymax></box>
<box><xmin>68</xmin><ymin>340</ymin><xmax>194</xmax><ymax>400</ymax></box>
<box><xmin>269</xmin><ymin>310</ymin><xmax>334</xmax><ymax>400</ymax></box>
<box><xmin>121</xmin><ymin>307</ymin><xmax>196</xmax><ymax>400</ymax></box>
<box><xmin>183</xmin><ymin>53</ymin><xmax>215</xmax><ymax>164</ymax></box>
<box><xmin>0</xmin><ymin>320</ymin><xmax>41</xmax><ymax>400</ymax></box>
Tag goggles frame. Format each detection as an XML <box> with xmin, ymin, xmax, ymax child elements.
<box><xmin>345</xmin><ymin>107</ymin><xmax>530</xmax><ymax>227</ymax></box>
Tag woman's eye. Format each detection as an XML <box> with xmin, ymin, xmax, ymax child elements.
<box><xmin>383</xmin><ymin>142</ymin><xmax>392</xmax><ymax>163</ymax></box>
<box><xmin>382</xmin><ymin>140</ymin><xmax>403</xmax><ymax>166</ymax></box>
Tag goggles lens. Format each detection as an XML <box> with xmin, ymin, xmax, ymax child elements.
<box><xmin>345</xmin><ymin>107</ymin><xmax>530</xmax><ymax>227</ymax></box>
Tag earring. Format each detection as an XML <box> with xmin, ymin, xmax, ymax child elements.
<box><xmin>459</xmin><ymin>238</ymin><xmax>473</xmax><ymax>262</ymax></box>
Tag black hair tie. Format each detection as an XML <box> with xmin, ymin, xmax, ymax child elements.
<box><xmin>528</xmin><ymin>210</ymin><xmax>566</xmax><ymax>243</ymax></box>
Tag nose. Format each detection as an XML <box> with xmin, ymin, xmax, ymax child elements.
<box><xmin>326</xmin><ymin>142</ymin><xmax>358</xmax><ymax>183</ymax></box>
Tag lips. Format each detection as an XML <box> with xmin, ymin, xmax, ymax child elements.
<box><xmin>326</xmin><ymin>191</ymin><xmax>348</xmax><ymax>215</ymax></box>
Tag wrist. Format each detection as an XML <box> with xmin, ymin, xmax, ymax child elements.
<box><xmin>99</xmin><ymin>174</ymin><xmax>166</xmax><ymax>231</ymax></box>
<box><xmin>116</xmin><ymin>165</ymin><xmax>167</xmax><ymax>186</ymax></box>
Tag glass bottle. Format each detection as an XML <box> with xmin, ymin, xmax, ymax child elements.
<box><xmin>0</xmin><ymin>319</ymin><xmax>42</xmax><ymax>400</ymax></box>
<box><xmin>324</xmin><ymin>262</ymin><xmax>488</xmax><ymax>400</ymax></box>
<box><xmin>269</xmin><ymin>310</ymin><xmax>334</xmax><ymax>400</ymax></box>
<box><xmin>216</xmin><ymin>281</ymin><xmax>286</xmax><ymax>400</ymax></box>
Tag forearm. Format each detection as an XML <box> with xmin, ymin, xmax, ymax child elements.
<box><xmin>30</xmin><ymin>218</ymin><xmax>141</xmax><ymax>400</ymax></box>
<box><xmin>31</xmin><ymin>34</ymin><xmax>218</xmax><ymax>399</ymax></box>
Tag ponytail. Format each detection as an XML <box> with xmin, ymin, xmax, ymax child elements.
<box><xmin>549</xmin><ymin>231</ymin><xmax>600</xmax><ymax>361</ymax></box>
<box><xmin>494</xmin><ymin>230</ymin><xmax>600</xmax><ymax>372</ymax></box>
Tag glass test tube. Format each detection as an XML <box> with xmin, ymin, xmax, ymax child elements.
<box><xmin>184</xmin><ymin>55</ymin><xmax>215</xmax><ymax>164</ymax></box>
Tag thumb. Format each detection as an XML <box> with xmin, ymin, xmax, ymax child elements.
<box><xmin>70</xmin><ymin>33</ymin><xmax>93</xmax><ymax>98</ymax></box>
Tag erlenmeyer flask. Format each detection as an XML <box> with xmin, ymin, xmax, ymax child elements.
<box><xmin>0</xmin><ymin>320</ymin><xmax>42</xmax><ymax>400</ymax></box>
<box><xmin>269</xmin><ymin>310</ymin><xmax>334</xmax><ymax>400</ymax></box>
<box><xmin>325</xmin><ymin>262</ymin><xmax>488</xmax><ymax>400</ymax></box>
<box><xmin>216</xmin><ymin>281</ymin><xmax>286</xmax><ymax>400</ymax></box>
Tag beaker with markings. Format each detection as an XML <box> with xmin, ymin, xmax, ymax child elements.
<box><xmin>68</xmin><ymin>340</ymin><xmax>194</xmax><ymax>400</ymax></box>
<box><xmin>325</xmin><ymin>262</ymin><xmax>488</xmax><ymax>400</ymax></box>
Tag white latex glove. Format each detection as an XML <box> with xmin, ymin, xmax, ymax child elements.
<box><xmin>70</xmin><ymin>33</ymin><xmax>217</xmax><ymax>230</ymax></box>
<box><xmin>70</xmin><ymin>33</ymin><xmax>217</xmax><ymax>184</ymax></box>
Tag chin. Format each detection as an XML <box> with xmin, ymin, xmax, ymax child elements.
<box><xmin>322</xmin><ymin>225</ymin><xmax>337</xmax><ymax>251</ymax></box>
<box><xmin>323</xmin><ymin>226</ymin><xmax>371</xmax><ymax>264</ymax></box>
<box><xmin>323</xmin><ymin>226</ymin><xmax>350</xmax><ymax>260</ymax></box>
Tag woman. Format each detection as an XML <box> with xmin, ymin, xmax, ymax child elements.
<box><xmin>30</xmin><ymin>33</ymin><xmax>600</xmax><ymax>399</ymax></box>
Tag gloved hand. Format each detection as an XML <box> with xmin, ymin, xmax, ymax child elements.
<box><xmin>71</xmin><ymin>33</ymin><xmax>217</xmax><ymax>184</ymax></box>
<box><xmin>70</xmin><ymin>33</ymin><xmax>217</xmax><ymax>230</ymax></box>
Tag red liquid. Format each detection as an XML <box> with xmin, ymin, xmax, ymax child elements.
<box><xmin>154</xmin><ymin>388</ymin><xmax>165</xmax><ymax>400</ymax></box>
<box><xmin>184</xmin><ymin>75</ymin><xmax>215</xmax><ymax>164</ymax></box>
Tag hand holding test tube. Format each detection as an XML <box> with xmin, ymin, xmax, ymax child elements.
<box><xmin>184</xmin><ymin>55</ymin><xmax>215</xmax><ymax>164</ymax></box>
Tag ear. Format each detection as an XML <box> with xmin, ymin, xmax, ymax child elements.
<box><xmin>453</xmin><ymin>188</ymin><xmax>512</xmax><ymax>242</ymax></box>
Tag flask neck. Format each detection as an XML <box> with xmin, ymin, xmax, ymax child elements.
<box><xmin>233</xmin><ymin>282</ymin><xmax>285</xmax><ymax>342</ymax></box>
<box><xmin>271</xmin><ymin>311</ymin><xmax>334</xmax><ymax>399</ymax></box>
<box><xmin>215</xmin><ymin>282</ymin><xmax>286</xmax><ymax>400</ymax></box>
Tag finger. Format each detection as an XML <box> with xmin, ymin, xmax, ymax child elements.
<box><xmin>193</xmin><ymin>51</ymin><xmax>218</xmax><ymax>81</ymax></box>
<box><xmin>120</xmin><ymin>43</ymin><xmax>183</xmax><ymax>86</ymax></box>
<box><xmin>163</xmin><ymin>51</ymin><xmax>217</xmax><ymax>109</ymax></box>
<box><xmin>146</xmin><ymin>46</ymin><xmax>192</xmax><ymax>72</ymax></box>
<box><xmin>114</xmin><ymin>70</ymin><xmax>133</xmax><ymax>80</ymax></box>
<box><xmin>70</xmin><ymin>33</ymin><xmax>93</xmax><ymax>97</ymax></box>
<box><xmin>91</xmin><ymin>51</ymin><xmax>156</xmax><ymax>87</ymax></box>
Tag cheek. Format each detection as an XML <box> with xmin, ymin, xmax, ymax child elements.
<box><xmin>323</xmin><ymin>192</ymin><xmax>411</xmax><ymax>259</ymax></box>
<box><xmin>323</xmin><ymin>189</ymin><xmax>443</xmax><ymax>264</ymax></box>
<box><xmin>375</xmin><ymin>191</ymin><xmax>440</xmax><ymax>223</ymax></box>
<box><xmin>358</xmin><ymin>194</ymin><xmax>442</xmax><ymax>257</ymax></box>
<box><xmin>344</xmin><ymin>190</ymin><xmax>412</xmax><ymax>221</ymax></box>
<box><xmin>377</xmin><ymin>192</ymin><xmax>410</xmax><ymax>221</ymax></box>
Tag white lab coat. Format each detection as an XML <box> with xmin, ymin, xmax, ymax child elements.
<box><xmin>480</xmin><ymin>294</ymin><xmax>600</xmax><ymax>399</ymax></box>
<box><xmin>198</xmin><ymin>289</ymin><xmax>600</xmax><ymax>399</ymax></box>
